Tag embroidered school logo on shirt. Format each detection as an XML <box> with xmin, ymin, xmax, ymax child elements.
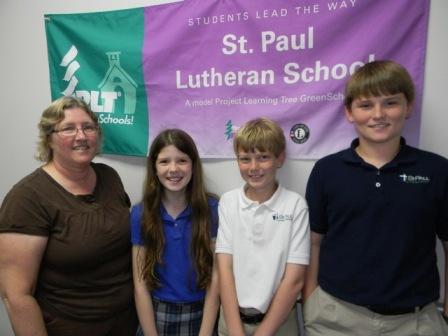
<box><xmin>399</xmin><ymin>173</ymin><xmax>430</xmax><ymax>184</ymax></box>
<box><xmin>272</xmin><ymin>213</ymin><xmax>293</xmax><ymax>221</ymax></box>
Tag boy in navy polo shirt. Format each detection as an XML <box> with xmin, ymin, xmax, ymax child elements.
<box><xmin>303</xmin><ymin>60</ymin><xmax>448</xmax><ymax>335</ymax></box>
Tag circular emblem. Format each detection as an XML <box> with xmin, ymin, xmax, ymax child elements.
<box><xmin>290</xmin><ymin>123</ymin><xmax>310</xmax><ymax>144</ymax></box>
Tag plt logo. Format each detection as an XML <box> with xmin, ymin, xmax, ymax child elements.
<box><xmin>60</xmin><ymin>45</ymin><xmax>137</xmax><ymax>125</ymax></box>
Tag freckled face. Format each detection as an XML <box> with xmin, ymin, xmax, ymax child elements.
<box><xmin>345</xmin><ymin>93</ymin><xmax>412</xmax><ymax>146</ymax></box>
<box><xmin>49</xmin><ymin>107</ymin><xmax>99</xmax><ymax>168</ymax></box>
<box><xmin>156</xmin><ymin>145</ymin><xmax>193</xmax><ymax>195</ymax></box>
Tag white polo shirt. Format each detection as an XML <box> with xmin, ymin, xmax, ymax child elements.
<box><xmin>216</xmin><ymin>184</ymin><xmax>310</xmax><ymax>313</ymax></box>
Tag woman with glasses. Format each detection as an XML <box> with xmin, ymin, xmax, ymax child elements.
<box><xmin>0</xmin><ymin>96</ymin><xmax>137</xmax><ymax>335</ymax></box>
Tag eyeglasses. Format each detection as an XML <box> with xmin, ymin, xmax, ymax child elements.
<box><xmin>52</xmin><ymin>124</ymin><xmax>99</xmax><ymax>137</ymax></box>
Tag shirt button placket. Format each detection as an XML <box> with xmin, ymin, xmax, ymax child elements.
<box><xmin>375</xmin><ymin>170</ymin><xmax>381</xmax><ymax>188</ymax></box>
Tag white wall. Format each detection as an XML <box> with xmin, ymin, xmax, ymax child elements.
<box><xmin>0</xmin><ymin>0</ymin><xmax>447</xmax><ymax>334</ymax></box>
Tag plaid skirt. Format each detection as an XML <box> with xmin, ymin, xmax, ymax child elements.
<box><xmin>137</xmin><ymin>297</ymin><xmax>204</xmax><ymax>336</ymax></box>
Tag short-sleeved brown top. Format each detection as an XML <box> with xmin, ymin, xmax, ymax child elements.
<box><xmin>0</xmin><ymin>163</ymin><xmax>134</xmax><ymax>321</ymax></box>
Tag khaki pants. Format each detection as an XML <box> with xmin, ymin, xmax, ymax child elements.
<box><xmin>218</xmin><ymin>306</ymin><xmax>299</xmax><ymax>336</ymax></box>
<box><xmin>303</xmin><ymin>286</ymin><xmax>448</xmax><ymax>336</ymax></box>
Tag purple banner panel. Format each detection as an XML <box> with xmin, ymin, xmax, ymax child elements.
<box><xmin>143</xmin><ymin>0</ymin><xmax>429</xmax><ymax>159</ymax></box>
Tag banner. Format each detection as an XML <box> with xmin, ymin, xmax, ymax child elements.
<box><xmin>45</xmin><ymin>0</ymin><xmax>430</xmax><ymax>159</ymax></box>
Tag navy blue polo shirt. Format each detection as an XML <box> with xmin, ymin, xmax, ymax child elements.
<box><xmin>130</xmin><ymin>197</ymin><xmax>218</xmax><ymax>303</ymax></box>
<box><xmin>306</xmin><ymin>138</ymin><xmax>448</xmax><ymax>308</ymax></box>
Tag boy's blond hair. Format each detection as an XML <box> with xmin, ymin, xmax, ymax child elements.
<box><xmin>233</xmin><ymin>117</ymin><xmax>285</xmax><ymax>157</ymax></box>
<box><xmin>344</xmin><ymin>60</ymin><xmax>415</xmax><ymax>111</ymax></box>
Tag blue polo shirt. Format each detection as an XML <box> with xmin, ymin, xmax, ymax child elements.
<box><xmin>130</xmin><ymin>197</ymin><xmax>218</xmax><ymax>303</ymax></box>
<box><xmin>306</xmin><ymin>138</ymin><xmax>448</xmax><ymax>308</ymax></box>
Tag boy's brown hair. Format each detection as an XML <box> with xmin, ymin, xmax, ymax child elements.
<box><xmin>344</xmin><ymin>60</ymin><xmax>415</xmax><ymax>110</ymax></box>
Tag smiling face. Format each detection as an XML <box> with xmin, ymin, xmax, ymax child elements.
<box><xmin>49</xmin><ymin>107</ymin><xmax>99</xmax><ymax>168</ymax></box>
<box><xmin>237</xmin><ymin>148</ymin><xmax>284</xmax><ymax>202</ymax></box>
<box><xmin>345</xmin><ymin>93</ymin><xmax>412</xmax><ymax>147</ymax></box>
<box><xmin>156</xmin><ymin>145</ymin><xmax>193</xmax><ymax>196</ymax></box>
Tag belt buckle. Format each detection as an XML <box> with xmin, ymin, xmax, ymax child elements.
<box><xmin>239</xmin><ymin>312</ymin><xmax>264</xmax><ymax>324</ymax></box>
<box><xmin>239</xmin><ymin>308</ymin><xmax>265</xmax><ymax>324</ymax></box>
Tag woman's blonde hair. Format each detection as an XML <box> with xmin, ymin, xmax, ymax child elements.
<box><xmin>36</xmin><ymin>96</ymin><xmax>100</xmax><ymax>162</ymax></box>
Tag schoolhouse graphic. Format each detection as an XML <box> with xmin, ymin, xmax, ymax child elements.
<box><xmin>98</xmin><ymin>52</ymin><xmax>137</xmax><ymax>115</ymax></box>
<box><xmin>59</xmin><ymin>46</ymin><xmax>138</xmax><ymax>116</ymax></box>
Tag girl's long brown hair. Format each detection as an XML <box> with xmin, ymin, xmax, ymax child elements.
<box><xmin>139</xmin><ymin>129</ymin><xmax>215</xmax><ymax>291</ymax></box>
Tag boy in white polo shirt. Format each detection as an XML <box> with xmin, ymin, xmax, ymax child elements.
<box><xmin>216</xmin><ymin>117</ymin><xmax>310</xmax><ymax>335</ymax></box>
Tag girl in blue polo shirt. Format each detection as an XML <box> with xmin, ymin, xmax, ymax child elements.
<box><xmin>131</xmin><ymin>129</ymin><xmax>219</xmax><ymax>336</ymax></box>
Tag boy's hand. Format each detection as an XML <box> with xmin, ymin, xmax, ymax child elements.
<box><xmin>254</xmin><ymin>264</ymin><xmax>306</xmax><ymax>335</ymax></box>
